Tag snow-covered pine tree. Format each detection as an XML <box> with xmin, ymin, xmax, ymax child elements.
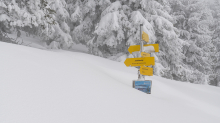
<box><xmin>0</xmin><ymin>0</ymin><xmax>42</xmax><ymax>43</ymax></box>
<box><xmin>27</xmin><ymin>0</ymin><xmax>73</xmax><ymax>49</ymax></box>
<box><xmin>0</xmin><ymin>0</ymin><xmax>73</xmax><ymax>49</ymax></box>
<box><xmin>0</xmin><ymin>0</ymin><xmax>12</xmax><ymax>42</ymax></box>
<box><xmin>138</xmin><ymin>0</ymin><xmax>187</xmax><ymax>80</ymax></box>
<box><xmin>90</xmin><ymin>0</ymin><xmax>188</xmax><ymax>81</ymax></box>
<box><xmin>46</xmin><ymin>0</ymin><xmax>73</xmax><ymax>49</ymax></box>
<box><xmin>67</xmin><ymin>0</ymin><xmax>100</xmax><ymax>50</ymax></box>
<box><xmin>93</xmin><ymin>1</ymin><xmax>134</xmax><ymax>57</ymax></box>
<box><xmin>208</xmin><ymin>0</ymin><xmax>220</xmax><ymax>86</ymax></box>
<box><xmin>26</xmin><ymin>0</ymin><xmax>57</xmax><ymax>42</ymax></box>
<box><xmin>169</xmin><ymin>0</ymin><xmax>215</xmax><ymax>84</ymax></box>
<box><xmin>92</xmin><ymin>0</ymin><xmax>157</xmax><ymax>58</ymax></box>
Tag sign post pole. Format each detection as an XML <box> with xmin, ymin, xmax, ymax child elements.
<box><xmin>138</xmin><ymin>24</ymin><xmax>145</xmax><ymax>80</ymax></box>
<box><xmin>140</xmin><ymin>24</ymin><xmax>143</xmax><ymax>53</ymax></box>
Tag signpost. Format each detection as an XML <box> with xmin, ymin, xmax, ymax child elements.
<box><xmin>124</xmin><ymin>57</ymin><xmax>155</xmax><ymax>67</ymax></box>
<box><xmin>124</xmin><ymin>24</ymin><xmax>159</xmax><ymax>94</ymax></box>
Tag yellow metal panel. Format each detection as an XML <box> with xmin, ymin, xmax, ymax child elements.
<box><xmin>140</xmin><ymin>66</ymin><xmax>153</xmax><ymax>76</ymax></box>
<box><xmin>142</xmin><ymin>31</ymin><xmax>149</xmax><ymax>42</ymax></box>
<box><xmin>128</xmin><ymin>45</ymin><xmax>140</xmax><ymax>54</ymax></box>
<box><xmin>124</xmin><ymin>57</ymin><xmax>155</xmax><ymax>67</ymax></box>
<box><xmin>141</xmin><ymin>52</ymin><xmax>150</xmax><ymax>57</ymax></box>
<box><xmin>128</xmin><ymin>44</ymin><xmax>159</xmax><ymax>54</ymax></box>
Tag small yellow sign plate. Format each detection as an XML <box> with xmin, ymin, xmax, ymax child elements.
<box><xmin>141</xmin><ymin>52</ymin><xmax>150</xmax><ymax>57</ymax></box>
<box><xmin>128</xmin><ymin>44</ymin><xmax>159</xmax><ymax>54</ymax></box>
<box><xmin>142</xmin><ymin>31</ymin><xmax>149</xmax><ymax>42</ymax></box>
<box><xmin>124</xmin><ymin>57</ymin><xmax>155</xmax><ymax>67</ymax></box>
<box><xmin>140</xmin><ymin>66</ymin><xmax>153</xmax><ymax>76</ymax></box>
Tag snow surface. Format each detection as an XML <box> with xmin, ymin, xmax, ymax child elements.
<box><xmin>7</xmin><ymin>31</ymin><xmax>88</xmax><ymax>53</ymax></box>
<box><xmin>1</xmin><ymin>42</ymin><xmax>220</xmax><ymax>123</ymax></box>
<box><xmin>7</xmin><ymin>31</ymin><xmax>46</xmax><ymax>50</ymax></box>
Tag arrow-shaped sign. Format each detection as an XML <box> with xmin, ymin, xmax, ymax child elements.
<box><xmin>140</xmin><ymin>66</ymin><xmax>153</xmax><ymax>76</ymax></box>
<box><xmin>128</xmin><ymin>44</ymin><xmax>159</xmax><ymax>54</ymax></box>
<box><xmin>142</xmin><ymin>31</ymin><xmax>149</xmax><ymax>42</ymax></box>
<box><xmin>124</xmin><ymin>57</ymin><xmax>155</xmax><ymax>67</ymax></box>
<box><xmin>141</xmin><ymin>52</ymin><xmax>150</xmax><ymax>57</ymax></box>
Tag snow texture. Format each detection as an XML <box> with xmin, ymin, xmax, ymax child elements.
<box><xmin>143</xmin><ymin>46</ymin><xmax>155</xmax><ymax>53</ymax></box>
<box><xmin>0</xmin><ymin>14</ymin><xmax>10</xmax><ymax>21</ymax></box>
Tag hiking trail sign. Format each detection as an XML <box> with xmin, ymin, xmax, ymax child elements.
<box><xmin>140</xmin><ymin>66</ymin><xmax>153</xmax><ymax>76</ymax></box>
<box><xmin>124</xmin><ymin>24</ymin><xmax>159</xmax><ymax>94</ymax></box>
<box><xmin>124</xmin><ymin>57</ymin><xmax>155</xmax><ymax>67</ymax></box>
<box><xmin>141</xmin><ymin>52</ymin><xmax>150</xmax><ymax>57</ymax></box>
<box><xmin>142</xmin><ymin>31</ymin><xmax>149</xmax><ymax>42</ymax></box>
<box><xmin>128</xmin><ymin>44</ymin><xmax>159</xmax><ymax>54</ymax></box>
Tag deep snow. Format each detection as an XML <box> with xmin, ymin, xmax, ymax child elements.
<box><xmin>1</xmin><ymin>42</ymin><xmax>220</xmax><ymax>123</ymax></box>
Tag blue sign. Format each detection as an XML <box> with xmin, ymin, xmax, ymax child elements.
<box><xmin>133</xmin><ymin>80</ymin><xmax>152</xmax><ymax>94</ymax></box>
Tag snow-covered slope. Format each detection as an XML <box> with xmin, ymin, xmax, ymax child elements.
<box><xmin>1</xmin><ymin>42</ymin><xmax>220</xmax><ymax>123</ymax></box>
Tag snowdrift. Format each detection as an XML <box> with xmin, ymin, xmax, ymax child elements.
<box><xmin>0</xmin><ymin>42</ymin><xmax>220</xmax><ymax>123</ymax></box>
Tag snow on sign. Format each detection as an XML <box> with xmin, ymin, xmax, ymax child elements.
<box><xmin>124</xmin><ymin>57</ymin><xmax>155</xmax><ymax>67</ymax></box>
<box><xmin>128</xmin><ymin>44</ymin><xmax>159</xmax><ymax>54</ymax></box>
<box><xmin>133</xmin><ymin>80</ymin><xmax>152</xmax><ymax>94</ymax></box>
<box><xmin>142</xmin><ymin>31</ymin><xmax>149</xmax><ymax>42</ymax></box>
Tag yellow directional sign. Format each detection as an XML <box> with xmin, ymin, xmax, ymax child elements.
<box><xmin>140</xmin><ymin>66</ymin><xmax>153</xmax><ymax>76</ymax></box>
<box><xmin>142</xmin><ymin>31</ymin><xmax>149</xmax><ymax>42</ymax></box>
<box><xmin>124</xmin><ymin>57</ymin><xmax>155</xmax><ymax>67</ymax></box>
<box><xmin>141</xmin><ymin>52</ymin><xmax>150</xmax><ymax>57</ymax></box>
<box><xmin>128</xmin><ymin>44</ymin><xmax>159</xmax><ymax>54</ymax></box>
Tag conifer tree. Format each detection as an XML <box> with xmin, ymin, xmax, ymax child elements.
<box><xmin>89</xmin><ymin>0</ymin><xmax>188</xmax><ymax>81</ymax></box>
<box><xmin>0</xmin><ymin>0</ymin><xmax>12</xmax><ymax>43</ymax></box>
<box><xmin>46</xmin><ymin>0</ymin><xmax>73</xmax><ymax>49</ymax></box>
<box><xmin>169</xmin><ymin>0</ymin><xmax>215</xmax><ymax>84</ymax></box>
<box><xmin>68</xmin><ymin>0</ymin><xmax>99</xmax><ymax>44</ymax></box>
<box><xmin>141</xmin><ymin>0</ymin><xmax>187</xmax><ymax>80</ymax></box>
<box><xmin>208</xmin><ymin>0</ymin><xmax>220</xmax><ymax>86</ymax></box>
<box><xmin>0</xmin><ymin>0</ymin><xmax>36</xmax><ymax>43</ymax></box>
<box><xmin>0</xmin><ymin>0</ymin><xmax>74</xmax><ymax>49</ymax></box>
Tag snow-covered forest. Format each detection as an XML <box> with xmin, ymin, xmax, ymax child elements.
<box><xmin>0</xmin><ymin>0</ymin><xmax>220</xmax><ymax>86</ymax></box>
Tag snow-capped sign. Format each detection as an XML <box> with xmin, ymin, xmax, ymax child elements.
<box><xmin>124</xmin><ymin>57</ymin><xmax>155</xmax><ymax>67</ymax></box>
<box><xmin>140</xmin><ymin>66</ymin><xmax>153</xmax><ymax>76</ymax></box>
<box><xmin>142</xmin><ymin>31</ymin><xmax>149</xmax><ymax>42</ymax></box>
<box><xmin>133</xmin><ymin>80</ymin><xmax>152</xmax><ymax>94</ymax></box>
<box><xmin>141</xmin><ymin>52</ymin><xmax>150</xmax><ymax>57</ymax></box>
<box><xmin>128</xmin><ymin>44</ymin><xmax>159</xmax><ymax>54</ymax></box>
<box><xmin>143</xmin><ymin>46</ymin><xmax>155</xmax><ymax>53</ymax></box>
